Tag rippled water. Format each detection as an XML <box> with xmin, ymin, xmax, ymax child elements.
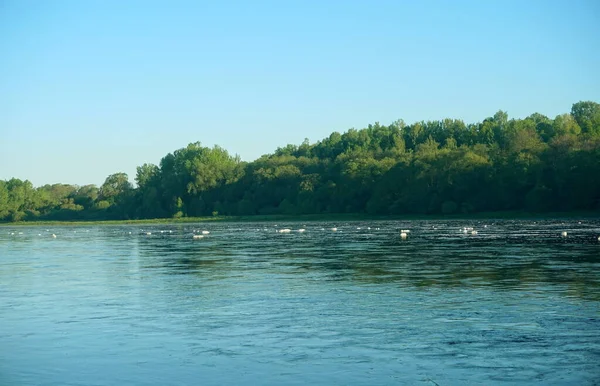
<box><xmin>1</xmin><ymin>219</ymin><xmax>599</xmax><ymax>385</ymax></box>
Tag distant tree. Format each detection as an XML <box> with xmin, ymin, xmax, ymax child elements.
<box><xmin>571</xmin><ymin>101</ymin><xmax>600</xmax><ymax>136</ymax></box>
<box><xmin>99</xmin><ymin>173</ymin><xmax>132</xmax><ymax>205</ymax></box>
<box><xmin>2</xmin><ymin>101</ymin><xmax>599</xmax><ymax>222</ymax></box>
<box><xmin>72</xmin><ymin>185</ymin><xmax>99</xmax><ymax>209</ymax></box>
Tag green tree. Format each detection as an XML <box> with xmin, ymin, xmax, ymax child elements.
<box><xmin>99</xmin><ymin>173</ymin><xmax>132</xmax><ymax>205</ymax></box>
<box><xmin>571</xmin><ymin>101</ymin><xmax>600</xmax><ymax>136</ymax></box>
<box><xmin>553</xmin><ymin>113</ymin><xmax>581</xmax><ymax>136</ymax></box>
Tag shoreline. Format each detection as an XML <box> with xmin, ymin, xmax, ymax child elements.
<box><xmin>1</xmin><ymin>210</ymin><xmax>598</xmax><ymax>226</ymax></box>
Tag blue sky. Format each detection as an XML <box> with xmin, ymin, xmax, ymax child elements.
<box><xmin>1</xmin><ymin>0</ymin><xmax>599</xmax><ymax>187</ymax></box>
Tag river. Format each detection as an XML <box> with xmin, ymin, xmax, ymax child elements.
<box><xmin>1</xmin><ymin>219</ymin><xmax>599</xmax><ymax>385</ymax></box>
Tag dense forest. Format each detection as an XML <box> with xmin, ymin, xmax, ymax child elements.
<box><xmin>2</xmin><ymin>101</ymin><xmax>600</xmax><ymax>222</ymax></box>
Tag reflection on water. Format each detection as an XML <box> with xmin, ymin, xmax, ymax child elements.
<box><xmin>1</xmin><ymin>219</ymin><xmax>599</xmax><ymax>385</ymax></box>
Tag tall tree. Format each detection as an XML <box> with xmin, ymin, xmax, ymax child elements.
<box><xmin>571</xmin><ymin>101</ymin><xmax>600</xmax><ymax>136</ymax></box>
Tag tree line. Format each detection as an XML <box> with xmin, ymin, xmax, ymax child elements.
<box><xmin>2</xmin><ymin>101</ymin><xmax>599</xmax><ymax>222</ymax></box>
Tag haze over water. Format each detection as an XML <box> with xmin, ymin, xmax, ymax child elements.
<box><xmin>1</xmin><ymin>219</ymin><xmax>599</xmax><ymax>385</ymax></box>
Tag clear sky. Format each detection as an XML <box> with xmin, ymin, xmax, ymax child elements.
<box><xmin>1</xmin><ymin>0</ymin><xmax>599</xmax><ymax>187</ymax></box>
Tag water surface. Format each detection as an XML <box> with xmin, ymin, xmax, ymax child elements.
<box><xmin>1</xmin><ymin>219</ymin><xmax>599</xmax><ymax>385</ymax></box>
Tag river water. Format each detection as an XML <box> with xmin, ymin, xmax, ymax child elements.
<box><xmin>1</xmin><ymin>219</ymin><xmax>599</xmax><ymax>385</ymax></box>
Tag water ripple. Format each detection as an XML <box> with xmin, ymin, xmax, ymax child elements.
<box><xmin>1</xmin><ymin>219</ymin><xmax>599</xmax><ymax>385</ymax></box>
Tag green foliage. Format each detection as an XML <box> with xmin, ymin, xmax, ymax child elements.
<box><xmin>95</xmin><ymin>200</ymin><xmax>111</xmax><ymax>210</ymax></box>
<box><xmin>571</xmin><ymin>101</ymin><xmax>600</xmax><ymax>136</ymax></box>
<box><xmin>99</xmin><ymin>173</ymin><xmax>132</xmax><ymax>204</ymax></box>
<box><xmin>1</xmin><ymin>101</ymin><xmax>599</xmax><ymax>222</ymax></box>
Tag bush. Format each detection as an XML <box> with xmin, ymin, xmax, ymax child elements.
<box><xmin>10</xmin><ymin>211</ymin><xmax>26</xmax><ymax>222</ymax></box>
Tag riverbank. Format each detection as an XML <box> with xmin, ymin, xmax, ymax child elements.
<box><xmin>1</xmin><ymin>210</ymin><xmax>598</xmax><ymax>226</ymax></box>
